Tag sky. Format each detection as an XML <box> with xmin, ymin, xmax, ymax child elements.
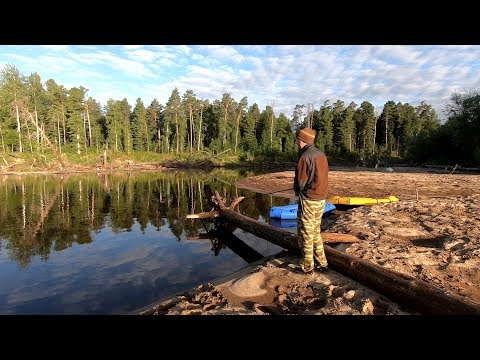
<box><xmin>1</xmin><ymin>45</ymin><xmax>479</xmax><ymax>121</ymax></box>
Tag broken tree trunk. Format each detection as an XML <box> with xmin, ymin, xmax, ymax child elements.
<box><xmin>23</xmin><ymin>107</ymin><xmax>68</xmax><ymax>169</ymax></box>
<box><xmin>212</xmin><ymin>191</ymin><xmax>480</xmax><ymax>315</ymax></box>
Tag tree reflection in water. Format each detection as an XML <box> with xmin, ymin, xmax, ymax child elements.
<box><xmin>0</xmin><ymin>169</ymin><xmax>288</xmax><ymax>314</ymax></box>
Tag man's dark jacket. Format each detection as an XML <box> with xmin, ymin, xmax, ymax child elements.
<box><xmin>294</xmin><ymin>143</ymin><xmax>329</xmax><ymax>200</ymax></box>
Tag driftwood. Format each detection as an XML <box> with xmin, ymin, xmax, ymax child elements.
<box><xmin>212</xmin><ymin>191</ymin><xmax>480</xmax><ymax>315</ymax></box>
<box><xmin>188</xmin><ymin>212</ymin><xmax>357</xmax><ymax>243</ymax></box>
<box><xmin>187</xmin><ymin>201</ymin><xmax>358</xmax><ymax>243</ymax></box>
<box><xmin>450</xmin><ymin>163</ymin><xmax>458</xmax><ymax>174</ymax></box>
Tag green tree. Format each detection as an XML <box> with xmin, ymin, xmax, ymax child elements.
<box><xmin>132</xmin><ymin>98</ymin><xmax>148</xmax><ymax>151</ymax></box>
<box><xmin>27</xmin><ymin>72</ymin><xmax>47</xmax><ymax>150</ymax></box>
<box><xmin>147</xmin><ymin>98</ymin><xmax>163</xmax><ymax>152</ymax></box>
<box><xmin>331</xmin><ymin>100</ymin><xmax>345</xmax><ymax>153</ymax></box>
<box><xmin>291</xmin><ymin>104</ymin><xmax>305</xmax><ymax>132</ymax></box>
<box><xmin>314</xmin><ymin>101</ymin><xmax>334</xmax><ymax>153</ymax></box>
<box><xmin>66</xmin><ymin>86</ymin><xmax>88</xmax><ymax>154</ymax></box>
<box><xmin>105</xmin><ymin>99</ymin><xmax>120</xmax><ymax>151</ymax></box>
<box><xmin>242</xmin><ymin>103</ymin><xmax>260</xmax><ymax>153</ymax></box>
<box><xmin>276</xmin><ymin>112</ymin><xmax>295</xmax><ymax>155</ymax></box>
<box><xmin>234</xmin><ymin>97</ymin><xmax>248</xmax><ymax>153</ymax></box>
<box><xmin>196</xmin><ymin>99</ymin><xmax>208</xmax><ymax>152</ymax></box>
<box><xmin>443</xmin><ymin>90</ymin><xmax>480</xmax><ymax>165</ymax></box>
<box><xmin>340</xmin><ymin>101</ymin><xmax>357</xmax><ymax>153</ymax></box>
<box><xmin>203</xmin><ymin>100</ymin><xmax>222</xmax><ymax>151</ymax></box>
<box><xmin>416</xmin><ymin>101</ymin><xmax>440</xmax><ymax>135</ymax></box>
<box><xmin>396</xmin><ymin>103</ymin><xmax>417</xmax><ymax>157</ymax></box>
<box><xmin>356</xmin><ymin>101</ymin><xmax>376</xmax><ymax>154</ymax></box>
<box><xmin>220</xmin><ymin>93</ymin><xmax>233</xmax><ymax>149</ymax></box>
<box><xmin>182</xmin><ymin>90</ymin><xmax>197</xmax><ymax>154</ymax></box>
<box><xmin>85</xmin><ymin>97</ymin><xmax>104</xmax><ymax>152</ymax></box>
<box><xmin>376</xmin><ymin>101</ymin><xmax>397</xmax><ymax>153</ymax></box>
<box><xmin>119</xmin><ymin>99</ymin><xmax>132</xmax><ymax>154</ymax></box>
<box><xmin>258</xmin><ymin>105</ymin><xmax>275</xmax><ymax>152</ymax></box>
<box><xmin>0</xmin><ymin>64</ymin><xmax>27</xmax><ymax>152</ymax></box>
<box><xmin>164</xmin><ymin>88</ymin><xmax>182</xmax><ymax>153</ymax></box>
<box><xmin>45</xmin><ymin>79</ymin><xmax>68</xmax><ymax>153</ymax></box>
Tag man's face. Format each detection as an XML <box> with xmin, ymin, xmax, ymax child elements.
<box><xmin>296</xmin><ymin>137</ymin><xmax>303</xmax><ymax>148</ymax></box>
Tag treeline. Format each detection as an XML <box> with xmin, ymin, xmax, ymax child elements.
<box><xmin>1</xmin><ymin>64</ymin><xmax>478</xmax><ymax>166</ymax></box>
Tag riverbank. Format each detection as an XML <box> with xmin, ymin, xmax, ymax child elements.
<box><xmin>137</xmin><ymin>251</ymin><xmax>413</xmax><ymax>315</ymax></box>
<box><xmin>136</xmin><ymin>167</ymin><xmax>480</xmax><ymax>315</ymax></box>
<box><xmin>0</xmin><ymin>151</ymin><xmax>295</xmax><ymax>176</ymax></box>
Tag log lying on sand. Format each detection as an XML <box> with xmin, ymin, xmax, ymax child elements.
<box><xmin>212</xmin><ymin>191</ymin><xmax>480</xmax><ymax>315</ymax></box>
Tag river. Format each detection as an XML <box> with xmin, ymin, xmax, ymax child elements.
<box><xmin>0</xmin><ymin>169</ymin><xmax>294</xmax><ymax>314</ymax></box>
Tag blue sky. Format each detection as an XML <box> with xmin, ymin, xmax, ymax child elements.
<box><xmin>1</xmin><ymin>45</ymin><xmax>479</xmax><ymax>120</ymax></box>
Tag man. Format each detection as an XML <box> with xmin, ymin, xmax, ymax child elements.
<box><xmin>293</xmin><ymin>127</ymin><xmax>329</xmax><ymax>274</ymax></box>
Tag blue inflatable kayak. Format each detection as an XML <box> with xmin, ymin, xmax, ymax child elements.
<box><xmin>270</xmin><ymin>201</ymin><xmax>336</xmax><ymax>220</ymax></box>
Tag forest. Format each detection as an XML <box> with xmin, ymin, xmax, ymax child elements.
<box><xmin>1</xmin><ymin>64</ymin><xmax>479</xmax><ymax>167</ymax></box>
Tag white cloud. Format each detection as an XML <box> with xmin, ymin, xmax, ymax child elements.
<box><xmin>185</xmin><ymin>65</ymin><xmax>218</xmax><ymax>78</ymax></box>
<box><xmin>80</xmin><ymin>50</ymin><xmax>157</xmax><ymax>79</ymax></box>
<box><xmin>204</xmin><ymin>45</ymin><xmax>244</xmax><ymax>64</ymax></box>
<box><xmin>2</xmin><ymin>44</ymin><xmax>479</xmax><ymax>120</ymax></box>
<box><xmin>175</xmin><ymin>46</ymin><xmax>192</xmax><ymax>55</ymax></box>
<box><xmin>126</xmin><ymin>49</ymin><xmax>158</xmax><ymax>63</ymax></box>
<box><xmin>374</xmin><ymin>45</ymin><xmax>422</xmax><ymax>63</ymax></box>
<box><xmin>122</xmin><ymin>45</ymin><xmax>143</xmax><ymax>50</ymax></box>
<box><xmin>39</xmin><ymin>45</ymin><xmax>70</xmax><ymax>52</ymax></box>
<box><xmin>240</xmin><ymin>45</ymin><xmax>267</xmax><ymax>55</ymax></box>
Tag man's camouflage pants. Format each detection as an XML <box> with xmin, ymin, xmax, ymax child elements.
<box><xmin>297</xmin><ymin>197</ymin><xmax>328</xmax><ymax>273</ymax></box>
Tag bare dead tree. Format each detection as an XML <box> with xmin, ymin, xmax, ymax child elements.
<box><xmin>20</xmin><ymin>105</ymin><xmax>68</xmax><ymax>168</ymax></box>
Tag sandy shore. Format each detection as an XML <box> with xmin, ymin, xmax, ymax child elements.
<box><xmin>137</xmin><ymin>167</ymin><xmax>480</xmax><ymax>315</ymax></box>
<box><xmin>137</xmin><ymin>252</ymin><xmax>413</xmax><ymax>315</ymax></box>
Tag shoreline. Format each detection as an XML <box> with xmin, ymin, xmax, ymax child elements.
<box><xmin>132</xmin><ymin>253</ymin><xmax>277</xmax><ymax>315</ymax></box>
<box><xmin>133</xmin><ymin>169</ymin><xmax>480</xmax><ymax>315</ymax></box>
<box><xmin>4</xmin><ymin>166</ymin><xmax>480</xmax><ymax>314</ymax></box>
<box><xmin>135</xmin><ymin>250</ymin><xmax>414</xmax><ymax>315</ymax></box>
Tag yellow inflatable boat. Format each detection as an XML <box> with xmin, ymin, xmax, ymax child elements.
<box><xmin>328</xmin><ymin>195</ymin><xmax>399</xmax><ymax>206</ymax></box>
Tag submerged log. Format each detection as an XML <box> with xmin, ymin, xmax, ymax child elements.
<box><xmin>188</xmin><ymin>227</ymin><xmax>264</xmax><ymax>264</ymax></box>
<box><xmin>212</xmin><ymin>191</ymin><xmax>480</xmax><ymax>315</ymax></box>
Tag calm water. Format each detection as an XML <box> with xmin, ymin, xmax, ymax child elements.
<box><xmin>0</xmin><ymin>169</ymin><xmax>293</xmax><ymax>315</ymax></box>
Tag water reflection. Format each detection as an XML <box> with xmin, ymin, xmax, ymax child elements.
<box><xmin>0</xmin><ymin>170</ymin><xmax>289</xmax><ymax>314</ymax></box>
<box><xmin>187</xmin><ymin>220</ymin><xmax>264</xmax><ymax>263</ymax></box>
<box><xmin>269</xmin><ymin>218</ymin><xmax>298</xmax><ymax>229</ymax></box>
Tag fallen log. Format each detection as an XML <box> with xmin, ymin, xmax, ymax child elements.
<box><xmin>212</xmin><ymin>191</ymin><xmax>480</xmax><ymax>315</ymax></box>
<box><xmin>187</xmin><ymin>209</ymin><xmax>358</xmax><ymax>243</ymax></box>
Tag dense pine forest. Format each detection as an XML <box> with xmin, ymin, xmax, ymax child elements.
<box><xmin>1</xmin><ymin>64</ymin><xmax>479</xmax><ymax>168</ymax></box>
